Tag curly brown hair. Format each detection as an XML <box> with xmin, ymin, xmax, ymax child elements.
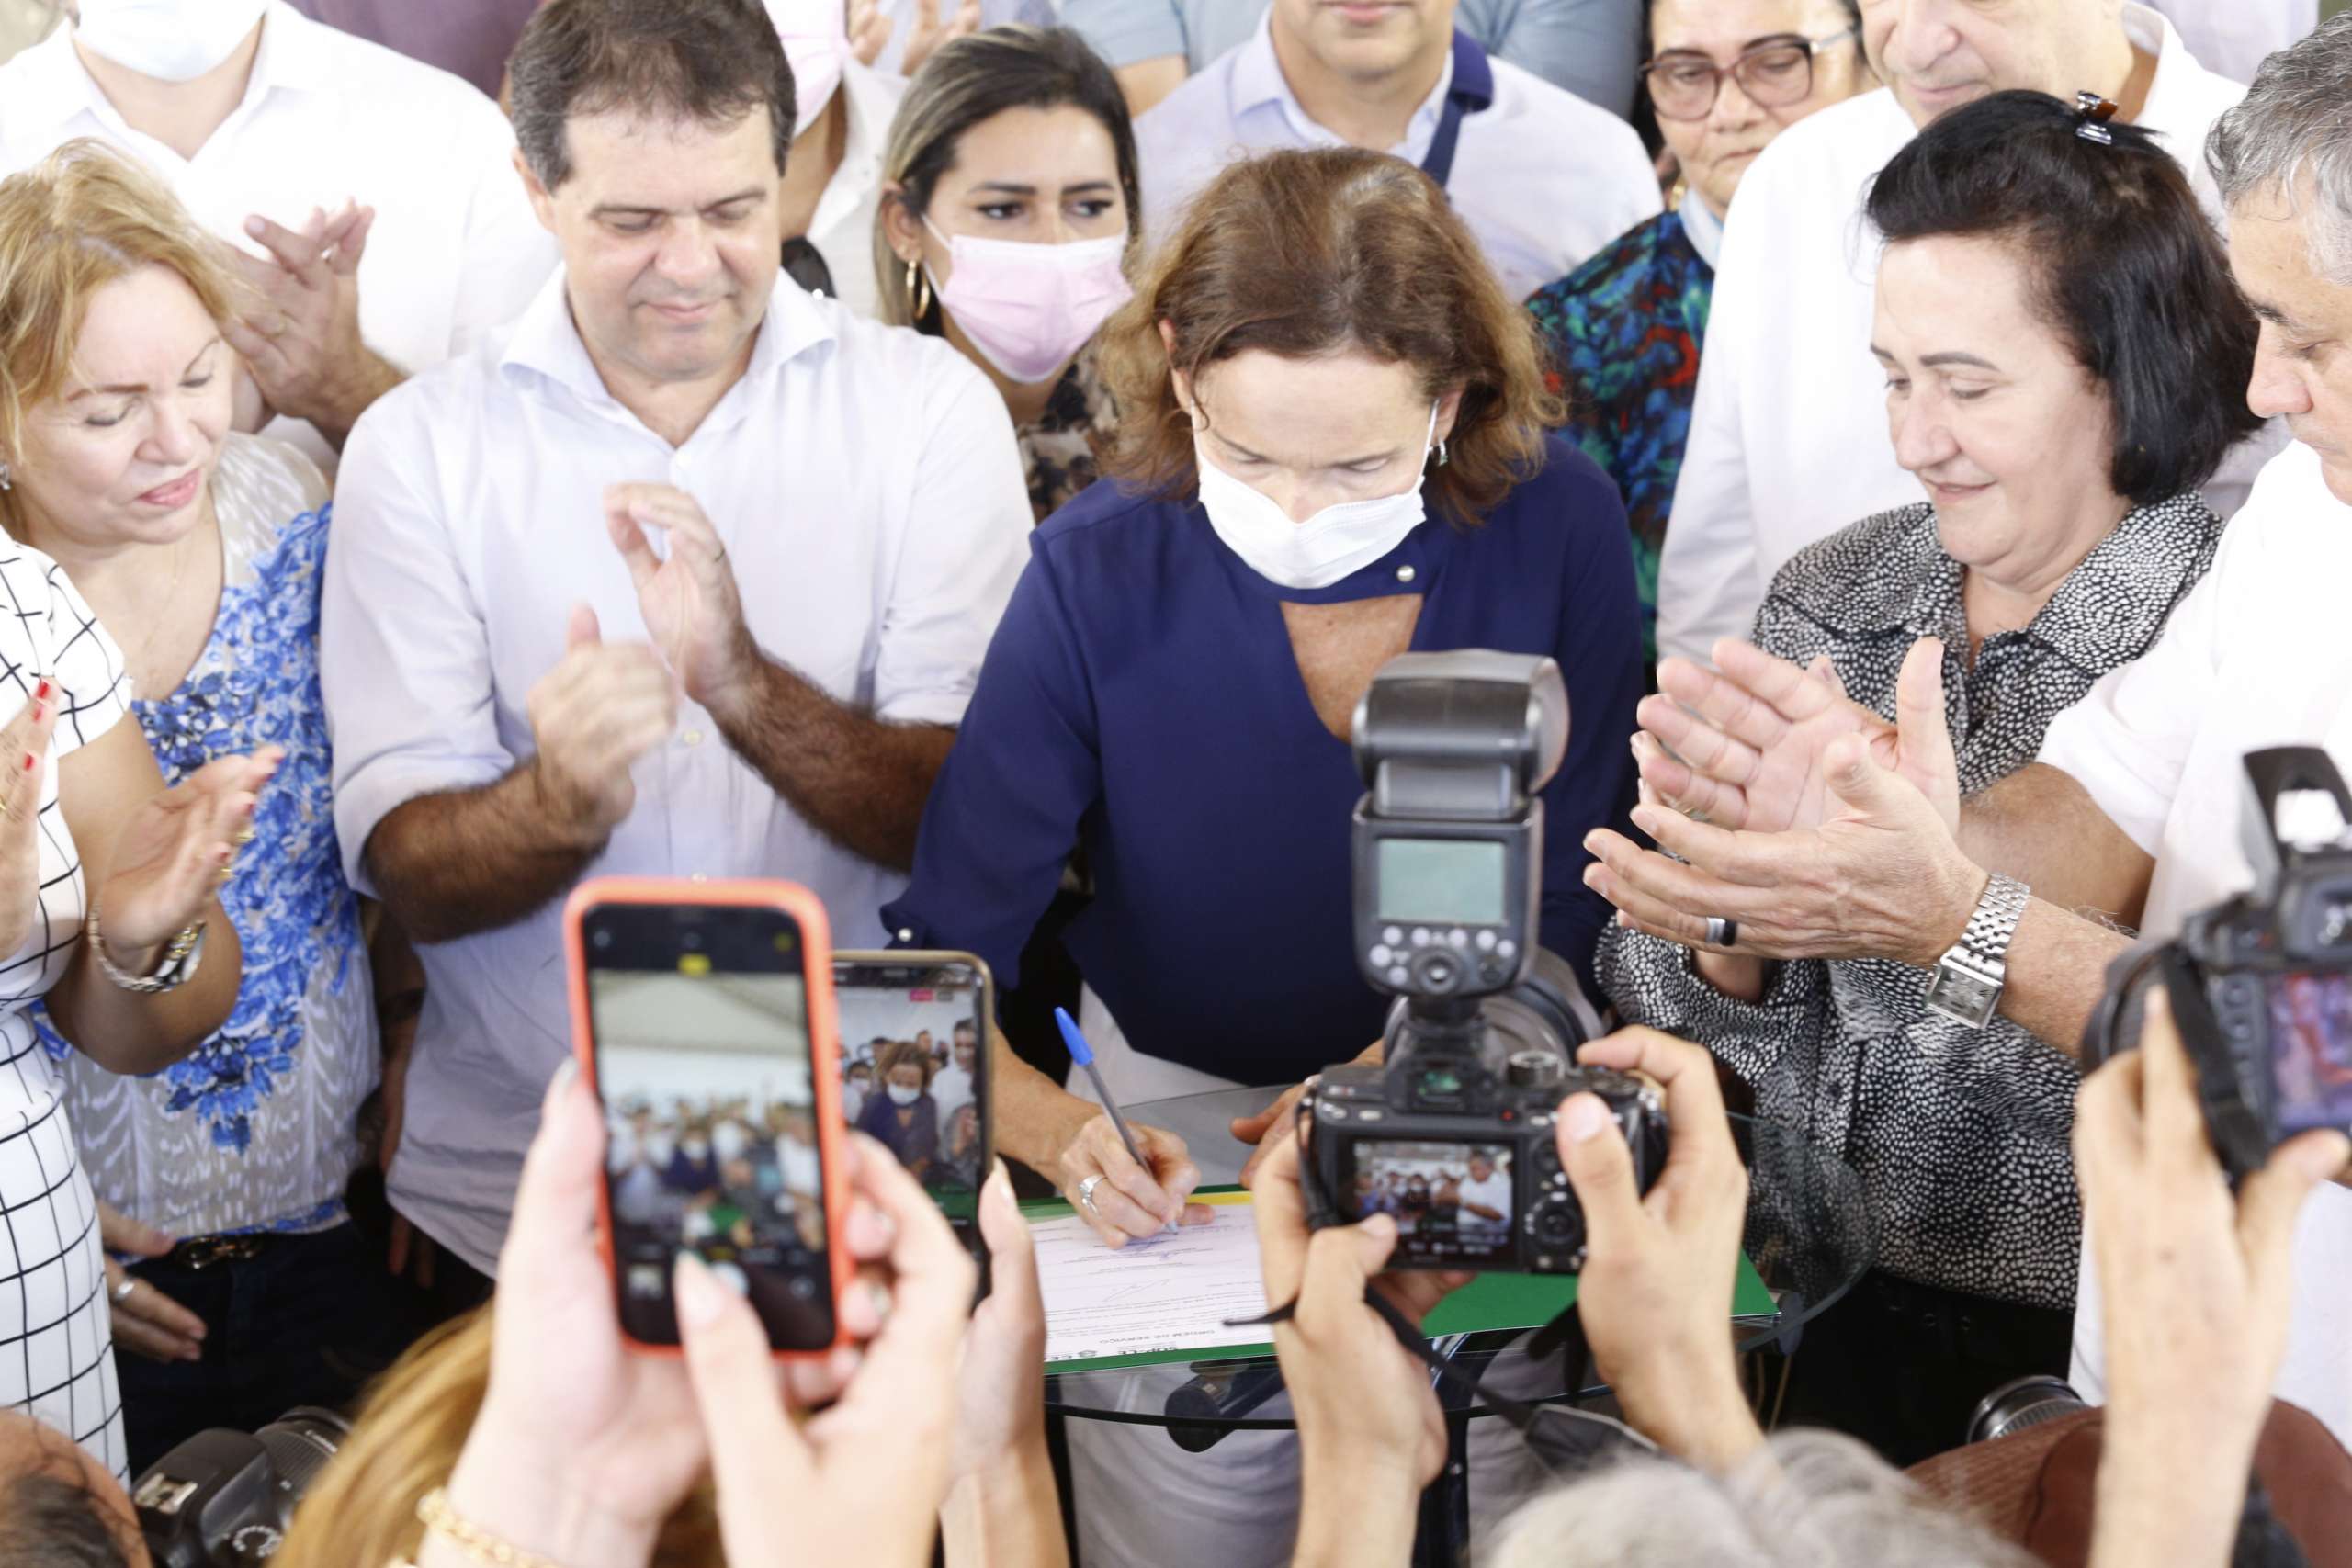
<box><xmin>1093</xmin><ymin>147</ymin><xmax>1564</xmax><ymax>525</ymax></box>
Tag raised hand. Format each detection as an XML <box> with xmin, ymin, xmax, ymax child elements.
<box><xmin>524</xmin><ymin>604</ymin><xmax>679</xmax><ymax>840</ymax></box>
<box><xmin>220</xmin><ymin>203</ymin><xmax>399</xmax><ymax>443</ymax></box>
<box><xmin>96</xmin><ymin>748</ymin><xmax>279</xmax><ymax>956</ymax></box>
<box><xmin>847</xmin><ymin>0</ymin><xmax>892</xmax><ymax>66</ymax></box>
<box><xmin>1588</xmin><ymin>731</ymin><xmax>1984</xmax><ymax>969</ymax></box>
<box><xmin>1637</xmin><ymin>637</ymin><xmax>1961</xmax><ymax>837</ymax></box>
<box><xmin>897</xmin><ymin>0</ymin><xmax>982</xmax><ymax>77</ymax></box>
<box><xmin>605</xmin><ymin>484</ymin><xmax>757</xmax><ymax>715</ymax></box>
<box><xmin>0</xmin><ymin>682</ymin><xmax>61</xmax><ymax>957</ymax></box>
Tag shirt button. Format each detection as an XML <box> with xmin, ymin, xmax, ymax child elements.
<box><xmin>683</xmin><ymin>728</ymin><xmax>704</xmax><ymax>747</ymax></box>
<box><xmin>897</xmin><ymin>927</ymin><xmax>915</xmax><ymax>942</ymax></box>
<box><xmin>1396</xmin><ymin>565</ymin><xmax>1417</xmax><ymax>583</ymax></box>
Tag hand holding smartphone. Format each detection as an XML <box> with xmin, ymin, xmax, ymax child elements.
<box><xmin>567</xmin><ymin>877</ymin><xmax>850</xmax><ymax>1357</ymax></box>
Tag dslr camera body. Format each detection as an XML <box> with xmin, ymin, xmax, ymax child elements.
<box><xmin>2086</xmin><ymin>747</ymin><xmax>2352</xmax><ymax>1177</ymax></box>
<box><xmin>1306</xmin><ymin>650</ymin><xmax>1664</xmax><ymax>1272</ymax></box>
<box><xmin>133</xmin><ymin>1406</ymin><xmax>348</xmax><ymax>1566</ymax></box>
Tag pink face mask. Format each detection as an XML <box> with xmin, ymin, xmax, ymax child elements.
<box><xmin>924</xmin><ymin>217</ymin><xmax>1134</xmax><ymax>385</ymax></box>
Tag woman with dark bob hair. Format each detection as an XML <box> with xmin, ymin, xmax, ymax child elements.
<box><xmin>1594</xmin><ymin>89</ymin><xmax>2261</xmax><ymax>1465</ymax></box>
<box><xmin>886</xmin><ymin>142</ymin><xmax>1640</xmax><ymax>1564</ymax></box>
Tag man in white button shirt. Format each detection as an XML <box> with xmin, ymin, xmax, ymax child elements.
<box><xmin>0</xmin><ymin>0</ymin><xmax>556</xmax><ymax>467</ymax></box>
<box><xmin>1453</xmin><ymin>1148</ymin><xmax>1512</xmax><ymax>1243</ymax></box>
<box><xmin>321</xmin><ymin>0</ymin><xmax>1030</xmax><ymax>1283</ymax></box>
<box><xmin>1133</xmin><ymin>0</ymin><xmax>1658</xmax><ymax>301</ymax></box>
<box><xmin>1581</xmin><ymin>17</ymin><xmax>2352</xmax><ymax>1444</ymax></box>
<box><xmin>1655</xmin><ymin>0</ymin><xmax>2252</xmax><ymax>664</ymax></box>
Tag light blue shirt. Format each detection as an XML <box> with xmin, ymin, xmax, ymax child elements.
<box><xmin>1135</xmin><ymin>13</ymin><xmax>1659</xmax><ymax>302</ymax></box>
<box><xmin>1060</xmin><ymin>0</ymin><xmax>1644</xmax><ymax>118</ymax></box>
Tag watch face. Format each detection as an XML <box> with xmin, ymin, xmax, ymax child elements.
<box><xmin>1927</xmin><ymin>963</ymin><xmax>2000</xmax><ymax>1030</ymax></box>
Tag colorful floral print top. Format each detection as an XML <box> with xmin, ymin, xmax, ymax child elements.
<box><xmin>39</xmin><ymin>434</ymin><xmax>375</xmax><ymax>1239</ymax></box>
<box><xmin>1526</xmin><ymin>209</ymin><xmax>1714</xmax><ymax>660</ymax></box>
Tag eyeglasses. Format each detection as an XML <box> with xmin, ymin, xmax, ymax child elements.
<box><xmin>1641</xmin><ymin>28</ymin><xmax>1856</xmax><ymax>122</ymax></box>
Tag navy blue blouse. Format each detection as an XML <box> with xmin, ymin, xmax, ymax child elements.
<box><xmin>883</xmin><ymin>435</ymin><xmax>1643</xmax><ymax>1086</ymax></box>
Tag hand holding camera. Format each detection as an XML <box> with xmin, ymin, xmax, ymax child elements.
<box><xmin>1560</xmin><ymin>1028</ymin><xmax>1761</xmax><ymax>1473</ymax></box>
<box><xmin>2077</xmin><ymin>984</ymin><xmax>2349</xmax><ymax>1568</ymax></box>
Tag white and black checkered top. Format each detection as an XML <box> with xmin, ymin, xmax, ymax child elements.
<box><xmin>0</xmin><ymin>539</ymin><xmax>130</xmax><ymax>1474</ymax></box>
<box><xmin>1599</xmin><ymin>493</ymin><xmax>2224</xmax><ymax>1311</ymax></box>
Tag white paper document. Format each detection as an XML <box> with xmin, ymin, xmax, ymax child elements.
<box><xmin>1035</xmin><ymin>1198</ymin><xmax>1271</xmax><ymax>1365</ymax></box>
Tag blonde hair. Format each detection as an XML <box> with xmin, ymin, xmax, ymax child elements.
<box><xmin>275</xmin><ymin>1308</ymin><xmax>723</xmax><ymax>1568</ymax></box>
<box><xmin>0</xmin><ymin>139</ymin><xmax>241</xmax><ymax>525</ymax></box>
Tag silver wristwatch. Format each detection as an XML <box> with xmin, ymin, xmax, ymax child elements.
<box><xmin>1924</xmin><ymin>874</ymin><xmax>2030</xmax><ymax>1029</ymax></box>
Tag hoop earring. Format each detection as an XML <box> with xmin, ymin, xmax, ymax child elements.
<box><xmin>905</xmin><ymin>258</ymin><xmax>932</xmax><ymax>320</ymax></box>
<box><xmin>1435</xmin><ymin>439</ymin><xmax>1449</xmax><ymax>468</ymax></box>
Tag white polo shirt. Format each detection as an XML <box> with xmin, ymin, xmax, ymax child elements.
<box><xmin>2039</xmin><ymin>438</ymin><xmax>2352</xmax><ymax>1448</ymax></box>
<box><xmin>0</xmin><ymin>2</ymin><xmax>558</xmax><ymax>468</ymax></box>
<box><xmin>800</xmin><ymin>57</ymin><xmax>905</xmax><ymax>320</ymax></box>
<box><xmin>1133</xmin><ymin>13</ymin><xmax>1658</xmax><ymax>302</ymax></box>
<box><xmin>1655</xmin><ymin>6</ymin><xmax>2256</xmax><ymax>666</ymax></box>
<box><xmin>321</xmin><ymin>270</ymin><xmax>1032</xmax><ymax>1274</ymax></box>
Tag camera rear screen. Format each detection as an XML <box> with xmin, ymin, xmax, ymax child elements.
<box><xmin>1348</xmin><ymin>1139</ymin><xmax>1517</xmax><ymax>1266</ymax></box>
<box><xmin>594</xmin><ymin>963</ymin><xmax>832</xmax><ymax>1350</ymax></box>
<box><xmin>2266</xmin><ymin>971</ymin><xmax>2352</xmax><ymax>1135</ymax></box>
<box><xmin>1378</xmin><ymin>839</ymin><xmax>1506</xmax><ymax>925</ymax></box>
<box><xmin>833</xmin><ymin>964</ymin><xmax>988</xmax><ymax>1235</ymax></box>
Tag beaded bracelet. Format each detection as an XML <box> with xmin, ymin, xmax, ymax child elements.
<box><xmin>411</xmin><ymin>1487</ymin><xmax>570</xmax><ymax>1568</ymax></box>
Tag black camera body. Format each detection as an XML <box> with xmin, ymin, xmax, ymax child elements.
<box><xmin>1307</xmin><ymin>650</ymin><xmax>1665</xmax><ymax>1271</ymax></box>
<box><xmin>2086</xmin><ymin>747</ymin><xmax>2352</xmax><ymax>1177</ymax></box>
<box><xmin>133</xmin><ymin>1407</ymin><xmax>347</xmax><ymax>1566</ymax></box>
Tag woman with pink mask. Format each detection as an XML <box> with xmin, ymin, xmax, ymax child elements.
<box><xmin>875</xmin><ymin>25</ymin><xmax>1137</xmax><ymax>521</ymax></box>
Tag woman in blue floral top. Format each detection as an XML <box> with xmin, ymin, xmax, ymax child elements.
<box><xmin>1526</xmin><ymin>0</ymin><xmax>1870</xmax><ymax>658</ymax></box>
<box><xmin>8</xmin><ymin>152</ymin><xmax>402</xmax><ymax>1472</ymax></box>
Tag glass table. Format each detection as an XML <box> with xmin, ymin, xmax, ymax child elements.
<box><xmin>1042</xmin><ymin>1085</ymin><xmax>1875</xmax><ymax>1567</ymax></box>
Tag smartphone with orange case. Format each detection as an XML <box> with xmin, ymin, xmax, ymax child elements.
<box><xmin>565</xmin><ymin>876</ymin><xmax>850</xmax><ymax>1359</ymax></box>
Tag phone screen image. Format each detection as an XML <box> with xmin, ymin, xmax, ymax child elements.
<box><xmin>585</xmin><ymin>901</ymin><xmax>834</xmax><ymax>1351</ymax></box>
<box><xmin>833</xmin><ymin>956</ymin><xmax>989</xmax><ymax>1238</ymax></box>
<box><xmin>2266</xmin><ymin>969</ymin><xmax>2352</xmax><ymax>1136</ymax></box>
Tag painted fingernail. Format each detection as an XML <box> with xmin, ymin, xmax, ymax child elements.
<box><xmin>34</xmin><ymin>681</ymin><xmax>51</xmax><ymax>702</ymax></box>
<box><xmin>1563</xmin><ymin>1094</ymin><xmax>1609</xmax><ymax>1144</ymax></box>
<box><xmin>20</xmin><ymin>752</ymin><xmax>33</xmax><ymax>773</ymax></box>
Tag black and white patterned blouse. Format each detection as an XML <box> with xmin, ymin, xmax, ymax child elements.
<box><xmin>0</xmin><ymin>540</ymin><xmax>131</xmax><ymax>1475</ymax></box>
<box><xmin>1598</xmin><ymin>492</ymin><xmax>2224</xmax><ymax>1310</ymax></box>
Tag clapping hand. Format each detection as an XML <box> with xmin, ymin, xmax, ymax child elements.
<box><xmin>524</xmin><ymin>604</ymin><xmax>678</xmax><ymax>840</ymax></box>
<box><xmin>96</xmin><ymin>747</ymin><xmax>281</xmax><ymax>961</ymax></box>
<box><xmin>0</xmin><ymin>681</ymin><xmax>62</xmax><ymax>956</ymax></box>
<box><xmin>605</xmin><ymin>484</ymin><xmax>757</xmax><ymax>716</ymax></box>
<box><xmin>847</xmin><ymin>0</ymin><xmax>981</xmax><ymax>75</ymax></box>
<box><xmin>220</xmin><ymin>203</ymin><xmax>396</xmax><ymax>444</ymax></box>
<box><xmin>1636</xmin><ymin>637</ymin><xmax>1961</xmax><ymax>837</ymax></box>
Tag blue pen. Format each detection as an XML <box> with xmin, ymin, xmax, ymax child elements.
<box><xmin>1055</xmin><ymin>1006</ymin><xmax>1178</xmax><ymax>1233</ymax></box>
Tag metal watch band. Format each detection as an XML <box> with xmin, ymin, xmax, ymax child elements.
<box><xmin>1957</xmin><ymin>873</ymin><xmax>2030</xmax><ymax>968</ymax></box>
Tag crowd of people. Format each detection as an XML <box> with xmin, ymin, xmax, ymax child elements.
<box><xmin>0</xmin><ymin>0</ymin><xmax>2346</xmax><ymax>1562</ymax></box>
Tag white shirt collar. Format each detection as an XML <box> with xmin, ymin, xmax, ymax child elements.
<box><xmin>14</xmin><ymin>1</ymin><xmax>335</xmax><ymax>147</ymax></box>
<box><xmin>1679</xmin><ymin>189</ymin><xmax>1725</xmax><ymax>270</ymax></box>
<box><xmin>1235</xmin><ymin>9</ymin><xmax>1454</xmax><ymax>158</ymax></box>
<box><xmin>500</xmin><ymin>267</ymin><xmax>841</xmax><ymax>436</ymax></box>
<box><xmin>2123</xmin><ymin>2</ymin><xmax>2209</xmax><ymax>135</ymax></box>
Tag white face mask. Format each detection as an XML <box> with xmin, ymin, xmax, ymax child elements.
<box><xmin>1195</xmin><ymin>402</ymin><xmax>1439</xmax><ymax>591</ymax></box>
<box><xmin>75</xmin><ymin>0</ymin><xmax>268</xmax><ymax>83</ymax></box>
<box><xmin>681</xmin><ymin>1139</ymin><xmax>711</xmax><ymax>1161</ymax></box>
<box><xmin>886</xmin><ymin>1083</ymin><xmax>922</xmax><ymax>1107</ymax></box>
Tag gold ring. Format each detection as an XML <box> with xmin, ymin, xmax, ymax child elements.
<box><xmin>232</xmin><ymin>825</ymin><xmax>255</xmax><ymax>848</ymax></box>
